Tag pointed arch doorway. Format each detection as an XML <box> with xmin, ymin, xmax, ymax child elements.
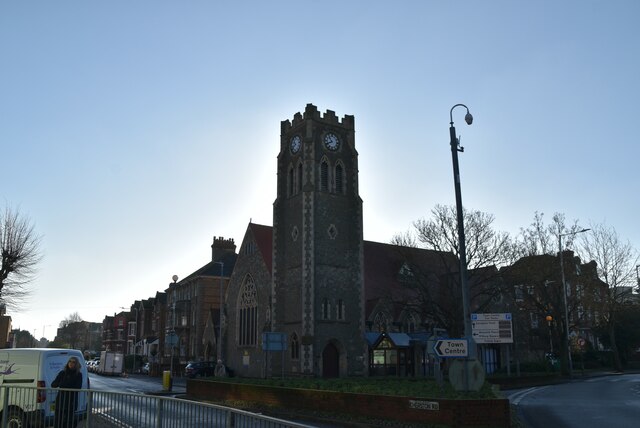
<box><xmin>322</xmin><ymin>343</ymin><xmax>339</xmax><ymax>378</ymax></box>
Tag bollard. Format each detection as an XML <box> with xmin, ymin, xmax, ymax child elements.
<box><xmin>162</xmin><ymin>370</ymin><xmax>172</xmax><ymax>392</ymax></box>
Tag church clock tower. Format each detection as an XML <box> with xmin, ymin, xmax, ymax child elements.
<box><xmin>272</xmin><ymin>104</ymin><xmax>366</xmax><ymax>377</ymax></box>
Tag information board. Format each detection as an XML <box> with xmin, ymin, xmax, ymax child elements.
<box><xmin>471</xmin><ymin>313</ymin><xmax>513</xmax><ymax>344</ymax></box>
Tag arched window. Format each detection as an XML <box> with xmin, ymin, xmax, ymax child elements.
<box><xmin>297</xmin><ymin>162</ymin><xmax>303</xmax><ymax>193</ymax></box>
<box><xmin>320</xmin><ymin>160</ymin><xmax>329</xmax><ymax>191</ymax></box>
<box><xmin>373</xmin><ymin>312</ymin><xmax>390</xmax><ymax>333</ymax></box>
<box><xmin>291</xmin><ymin>333</ymin><xmax>300</xmax><ymax>360</ymax></box>
<box><xmin>321</xmin><ymin>298</ymin><xmax>330</xmax><ymax>320</ymax></box>
<box><xmin>335</xmin><ymin>163</ymin><xmax>344</xmax><ymax>194</ymax></box>
<box><xmin>403</xmin><ymin>313</ymin><xmax>417</xmax><ymax>333</ymax></box>
<box><xmin>237</xmin><ymin>275</ymin><xmax>258</xmax><ymax>346</ymax></box>
<box><xmin>336</xmin><ymin>299</ymin><xmax>345</xmax><ymax>321</ymax></box>
<box><xmin>287</xmin><ymin>166</ymin><xmax>294</xmax><ymax>197</ymax></box>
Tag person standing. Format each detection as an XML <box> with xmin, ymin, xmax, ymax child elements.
<box><xmin>51</xmin><ymin>356</ymin><xmax>83</xmax><ymax>428</ymax></box>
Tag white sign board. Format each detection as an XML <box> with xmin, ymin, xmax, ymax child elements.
<box><xmin>471</xmin><ymin>313</ymin><xmax>513</xmax><ymax>344</ymax></box>
<box><xmin>433</xmin><ymin>339</ymin><xmax>468</xmax><ymax>358</ymax></box>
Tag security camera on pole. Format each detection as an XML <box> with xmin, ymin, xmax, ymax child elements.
<box><xmin>446</xmin><ymin>104</ymin><xmax>485</xmax><ymax>392</ymax></box>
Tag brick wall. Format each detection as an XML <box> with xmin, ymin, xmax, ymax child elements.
<box><xmin>188</xmin><ymin>380</ymin><xmax>510</xmax><ymax>427</ymax></box>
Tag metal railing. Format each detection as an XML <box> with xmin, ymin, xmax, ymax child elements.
<box><xmin>0</xmin><ymin>385</ymin><xmax>316</xmax><ymax>428</ymax></box>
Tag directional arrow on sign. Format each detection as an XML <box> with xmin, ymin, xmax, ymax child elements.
<box><xmin>433</xmin><ymin>339</ymin><xmax>468</xmax><ymax>358</ymax></box>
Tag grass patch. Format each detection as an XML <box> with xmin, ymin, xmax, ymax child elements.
<box><xmin>211</xmin><ymin>376</ymin><xmax>499</xmax><ymax>400</ymax></box>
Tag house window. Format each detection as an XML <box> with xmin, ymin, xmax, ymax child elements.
<box><xmin>526</xmin><ymin>285</ymin><xmax>535</xmax><ymax>295</ymax></box>
<box><xmin>291</xmin><ymin>333</ymin><xmax>300</xmax><ymax>360</ymax></box>
<box><xmin>297</xmin><ymin>162</ymin><xmax>303</xmax><ymax>193</ymax></box>
<box><xmin>335</xmin><ymin>163</ymin><xmax>344</xmax><ymax>193</ymax></box>
<box><xmin>320</xmin><ymin>160</ymin><xmax>329</xmax><ymax>191</ymax></box>
<box><xmin>336</xmin><ymin>299</ymin><xmax>345</xmax><ymax>321</ymax></box>
<box><xmin>128</xmin><ymin>322</ymin><xmax>136</xmax><ymax>336</ymax></box>
<box><xmin>238</xmin><ymin>275</ymin><xmax>258</xmax><ymax>347</ymax></box>
<box><xmin>514</xmin><ymin>285</ymin><xmax>524</xmax><ymax>302</ymax></box>
<box><xmin>529</xmin><ymin>313</ymin><xmax>539</xmax><ymax>328</ymax></box>
<box><xmin>321</xmin><ymin>298</ymin><xmax>330</xmax><ymax>320</ymax></box>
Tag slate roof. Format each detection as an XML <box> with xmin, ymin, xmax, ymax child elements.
<box><xmin>248</xmin><ymin>223</ymin><xmax>273</xmax><ymax>274</ymax></box>
<box><xmin>365</xmin><ymin>332</ymin><xmax>413</xmax><ymax>348</ymax></box>
<box><xmin>363</xmin><ymin>240</ymin><xmax>455</xmax><ymax>317</ymax></box>
<box><xmin>181</xmin><ymin>252</ymin><xmax>237</xmax><ymax>282</ymax></box>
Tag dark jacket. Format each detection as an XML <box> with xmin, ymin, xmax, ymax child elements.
<box><xmin>52</xmin><ymin>366</ymin><xmax>83</xmax><ymax>390</ymax></box>
<box><xmin>52</xmin><ymin>366</ymin><xmax>83</xmax><ymax>427</ymax></box>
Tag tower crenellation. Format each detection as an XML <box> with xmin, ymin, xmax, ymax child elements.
<box><xmin>283</xmin><ymin>104</ymin><xmax>355</xmax><ymax>132</ymax></box>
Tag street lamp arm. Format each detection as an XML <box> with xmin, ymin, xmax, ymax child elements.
<box><xmin>450</xmin><ymin>104</ymin><xmax>473</xmax><ymax>126</ymax></box>
<box><xmin>560</xmin><ymin>228</ymin><xmax>591</xmax><ymax>238</ymax></box>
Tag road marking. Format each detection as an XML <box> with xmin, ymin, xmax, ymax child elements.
<box><xmin>508</xmin><ymin>386</ymin><xmax>548</xmax><ymax>406</ymax></box>
<box><xmin>92</xmin><ymin>409</ymin><xmax>133</xmax><ymax>428</ymax></box>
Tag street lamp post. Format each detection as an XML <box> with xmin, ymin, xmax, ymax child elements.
<box><xmin>559</xmin><ymin>228</ymin><xmax>590</xmax><ymax>378</ymax></box>
<box><xmin>545</xmin><ymin>315</ymin><xmax>553</xmax><ymax>354</ymax></box>
<box><xmin>170</xmin><ymin>275</ymin><xmax>178</xmax><ymax>382</ymax></box>
<box><xmin>213</xmin><ymin>261</ymin><xmax>226</xmax><ymax>377</ymax></box>
<box><xmin>449</xmin><ymin>104</ymin><xmax>476</xmax><ymax>359</ymax></box>
<box><xmin>213</xmin><ymin>262</ymin><xmax>224</xmax><ymax>361</ymax></box>
<box><xmin>133</xmin><ymin>307</ymin><xmax>138</xmax><ymax>374</ymax></box>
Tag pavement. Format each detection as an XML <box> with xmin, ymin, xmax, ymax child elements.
<box><xmin>123</xmin><ymin>373</ymin><xmax>188</xmax><ymax>396</ymax></box>
<box><xmin>494</xmin><ymin>368</ymin><xmax>640</xmax><ymax>391</ymax></box>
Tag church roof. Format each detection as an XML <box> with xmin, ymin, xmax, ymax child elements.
<box><xmin>363</xmin><ymin>240</ymin><xmax>454</xmax><ymax>302</ymax></box>
<box><xmin>248</xmin><ymin>223</ymin><xmax>273</xmax><ymax>274</ymax></box>
<box><xmin>237</xmin><ymin>224</ymin><xmax>454</xmax><ymax>311</ymax></box>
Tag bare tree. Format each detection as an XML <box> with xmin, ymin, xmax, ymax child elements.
<box><xmin>59</xmin><ymin>312</ymin><xmax>83</xmax><ymax>328</ymax></box>
<box><xmin>579</xmin><ymin>222</ymin><xmax>639</xmax><ymax>371</ymax></box>
<box><xmin>0</xmin><ymin>206</ymin><xmax>42</xmax><ymax>309</ymax></box>
<box><xmin>408</xmin><ymin>204</ymin><xmax>516</xmax><ymax>271</ymax></box>
<box><xmin>517</xmin><ymin>212</ymin><xmax>582</xmax><ymax>257</ymax></box>
<box><xmin>392</xmin><ymin>204</ymin><xmax>517</xmax><ymax>336</ymax></box>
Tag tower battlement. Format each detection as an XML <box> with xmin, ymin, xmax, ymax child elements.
<box><xmin>281</xmin><ymin>103</ymin><xmax>355</xmax><ymax>133</ymax></box>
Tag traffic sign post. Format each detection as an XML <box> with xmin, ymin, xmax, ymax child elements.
<box><xmin>433</xmin><ymin>339</ymin><xmax>468</xmax><ymax>358</ymax></box>
<box><xmin>471</xmin><ymin>313</ymin><xmax>513</xmax><ymax>344</ymax></box>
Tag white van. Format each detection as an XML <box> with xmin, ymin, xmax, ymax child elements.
<box><xmin>0</xmin><ymin>348</ymin><xmax>89</xmax><ymax>426</ymax></box>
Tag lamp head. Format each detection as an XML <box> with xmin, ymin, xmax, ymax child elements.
<box><xmin>172</xmin><ymin>274</ymin><xmax>178</xmax><ymax>283</ymax></box>
<box><xmin>464</xmin><ymin>112</ymin><xmax>473</xmax><ymax>125</ymax></box>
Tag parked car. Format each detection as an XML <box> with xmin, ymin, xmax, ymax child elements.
<box><xmin>184</xmin><ymin>361</ymin><xmax>215</xmax><ymax>378</ymax></box>
<box><xmin>141</xmin><ymin>362</ymin><xmax>150</xmax><ymax>374</ymax></box>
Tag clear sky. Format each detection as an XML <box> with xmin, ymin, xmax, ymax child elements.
<box><xmin>1</xmin><ymin>1</ymin><xmax>638</xmax><ymax>341</ymax></box>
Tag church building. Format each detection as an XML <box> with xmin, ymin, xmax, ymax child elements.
<box><xmin>224</xmin><ymin>104</ymin><xmax>451</xmax><ymax>378</ymax></box>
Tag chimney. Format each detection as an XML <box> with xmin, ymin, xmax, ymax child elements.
<box><xmin>212</xmin><ymin>236</ymin><xmax>236</xmax><ymax>261</ymax></box>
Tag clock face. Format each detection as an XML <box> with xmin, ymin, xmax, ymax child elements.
<box><xmin>324</xmin><ymin>133</ymin><xmax>340</xmax><ymax>151</ymax></box>
<box><xmin>290</xmin><ymin>135</ymin><xmax>301</xmax><ymax>154</ymax></box>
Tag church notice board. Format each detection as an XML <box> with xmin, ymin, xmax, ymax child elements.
<box><xmin>471</xmin><ymin>313</ymin><xmax>513</xmax><ymax>344</ymax></box>
<box><xmin>261</xmin><ymin>332</ymin><xmax>288</xmax><ymax>351</ymax></box>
